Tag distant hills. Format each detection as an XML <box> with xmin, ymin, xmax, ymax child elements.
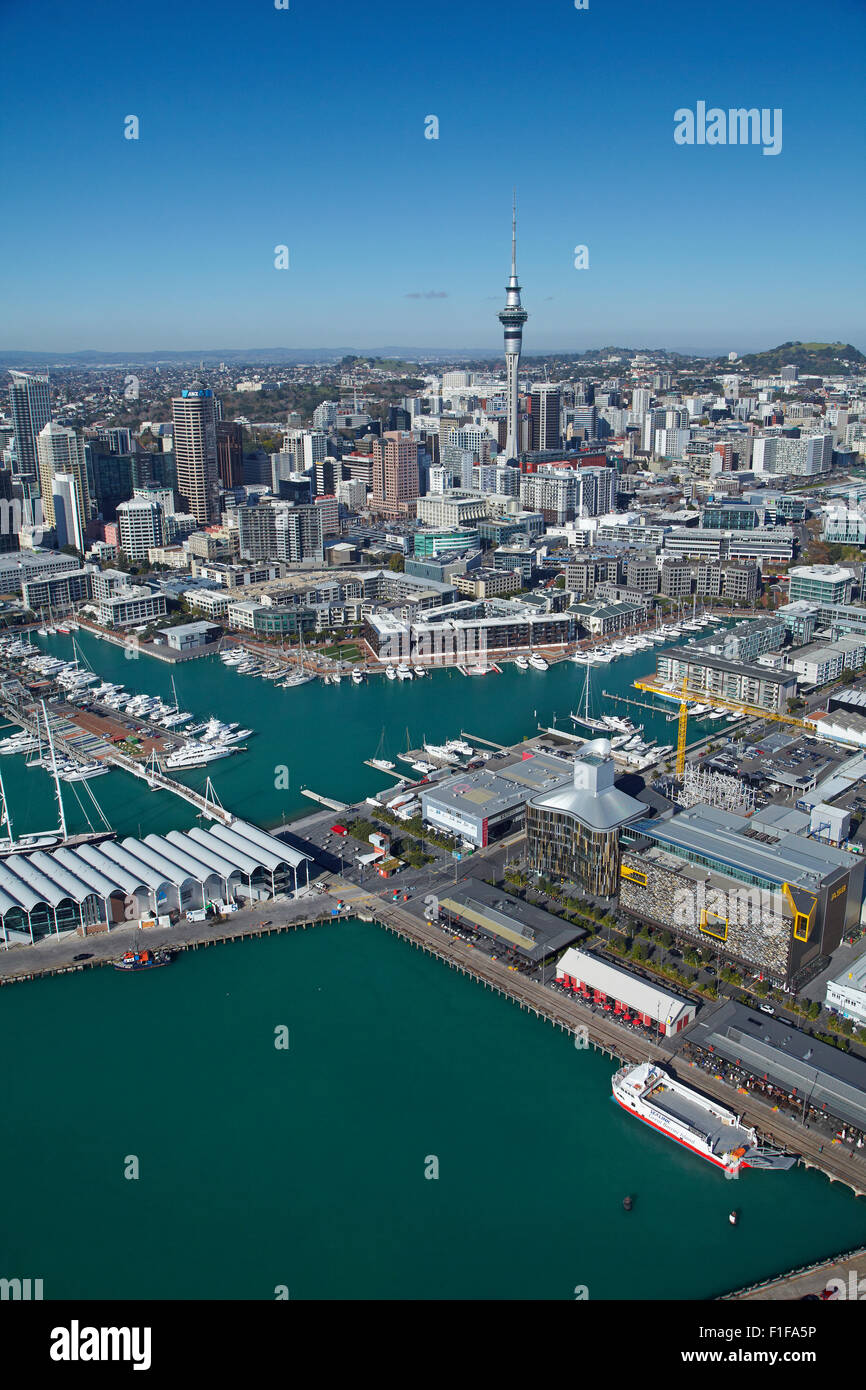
<box><xmin>734</xmin><ymin>342</ymin><xmax>866</xmax><ymax>376</ymax></box>
<box><xmin>0</xmin><ymin>340</ymin><xmax>863</xmax><ymax>373</ymax></box>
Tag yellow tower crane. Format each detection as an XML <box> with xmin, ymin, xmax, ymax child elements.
<box><xmin>675</xmin><ymin>676</ymin><xmax>689</xmax><ymax>780</ymax></box>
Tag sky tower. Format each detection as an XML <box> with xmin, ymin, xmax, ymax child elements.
<box><xmin>498</xmin><ymin>195</ymin><xmax>528</xmax><ymax>462</ymax></box>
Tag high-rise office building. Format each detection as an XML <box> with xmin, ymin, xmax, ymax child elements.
<box><xmin>172</xmin><ymin>384</ymin><xmax>219</xmax><ymax>525</ymax></box>
<box><xmin>9</xmin><ymin>370</ymin><xmax>51</xmax><ymax>479</ymax></box>
<box><xmin>497</xmin><ymin>198</ymin><xmax>528</xmax><ymax>461</ymax></box>
<box><xmin>216</xmin><ymin>421</ymin><xmax>244</xmax><ymax>489</ymax></box>
<box><xmin>51</xmin><ymin>475</ymin><xmax>85</xmax><ymax>553</ymax></box>
<box><xmin>529</xmin><ymin>385</ymin><xmax>562</xmax><ymax>451</ymax></box>
<box><xmin>371</xmin><ymin>431</ymin><xmax>419</xmax><ymax>515</ymax></box>
<box><xmin>36</xmin><ymin>422</ymin><xmax>91</xmax><ymax>540</ymax></box>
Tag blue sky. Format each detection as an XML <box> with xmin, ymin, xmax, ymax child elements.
<box><xmin>2</xmin><ymin>0</ymin><xmax>864</xmax><ymax>355</ymax></box>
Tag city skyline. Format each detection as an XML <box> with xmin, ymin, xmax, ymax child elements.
<box><xmin>2</xmin><ymin>0</ymin><xmax>864</xmax><ymax>354</ymax></box>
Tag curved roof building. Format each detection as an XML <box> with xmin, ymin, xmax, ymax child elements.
<box><xmin>0</xmin><ymin>819</ymin><xmax>312</xmax><ymax>945</ymax></box>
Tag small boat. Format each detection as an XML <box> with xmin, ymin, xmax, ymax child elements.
<box><xmin>370</xmin><ymin>757</ymin><xmax>396</xmax><ymax>772</ymax></box>
<box><xmin>729</xmin><ymin>1210</ymin><xmax>739</xmax><ymax>1226</ymax></box>
<box><xmin>514</xmin><ymin>654</ymin><xmax>530</xmax><ymax>670</ymax></box>
<box><xmin>115</xmin><ymin>946</ymin><xmax>174</xmax><ymax>972</ymax></box>
<box><xmin>528</xmin><ymin>653</ymin><xmax>548</xmax><ymax>671</ymax></box>
<box><xmin>623</xmin><ymin>1196</ymin><xmax>633</xmax><ymax>1212</ymax></box>
<box><xmin>413</xmin><ymin>666</ymin><xmax>426</xmax><ymax>678</ymax></box>
<box><xmin>385</xmin><ymin>666</ymin><xmax>396</xmax><ymax>681</ymax></box>
<box><xmin>352</xmin><ymin>668</ymin><xmax>364</xmax><ymax>685</ymax></box>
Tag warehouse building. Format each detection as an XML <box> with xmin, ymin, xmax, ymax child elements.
<box><xmin>434</xmin><ymin>878</ymin><xmax>585</xmax><ymax>966</ymax></box>
<box><xmin>825</xmin><ymin>954</ymin><xmax>866</xmax><ymax>1025</ymax></box>
<box><xmin>555</xmin><ymin>947</ymin><xmax>696</xmax><ymax>1036</ymax></box>
<box><xmin>0</xmin><ymin>820</ymin><xmax>313</xmax><ymax>944</ymax></box>
<box><xmin>619</xmin><ymin>804</ymin><xmax>864</xmax><ymax>988</ymax></box>
<box><xmin>686</xmin><ymin>1002</ymin><xmax>866</xmax><ymax>1133</ymax></box>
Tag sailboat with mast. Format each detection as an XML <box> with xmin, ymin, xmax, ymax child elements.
<box><xmin>569</xmin><ymin>657</ymin><xmax>611</xmax><ymax>732</ymax></box>
<box><xmin>279</xmin><ymin>629</ymin><xmax>314</xmax><ymax>687</ymax></box>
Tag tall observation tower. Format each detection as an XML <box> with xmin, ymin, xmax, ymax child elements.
<box><xmin>497</xmin><ymin>195</ymin><xmax>528</xmax><ymax>462</ymax></box>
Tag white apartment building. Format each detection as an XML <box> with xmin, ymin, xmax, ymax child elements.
<box><xmin>117</xmin><ymin>498</ymin><xmax>165</xmax><ymax>560</ymax></box>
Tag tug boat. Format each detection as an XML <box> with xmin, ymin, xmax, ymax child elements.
<box><xmin>115</xmin><ymin>945</ymin><xmax>174</xmax><ymax>972</ymax></box>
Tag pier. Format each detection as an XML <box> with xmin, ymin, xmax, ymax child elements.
<box><xmin>300</xmin><ymin>788</ymin><xmax>349</xmax><ymax>812</ymax></box>
<box><xmin>721</xmin><ymin>1244</ymin><xmax>866</xmax><ymax>1301</ymax></box>
<box><xmin>460</xmin><ymin>730</ymin><xmax>507</xmax><ymax>750</ymax></box>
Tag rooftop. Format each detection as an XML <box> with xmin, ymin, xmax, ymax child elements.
<box><xmin>626</xmin><ymin>803</ymin><xmax>856</xmax><ymax>893</ymax></box>
<box><xmin>686</xmin><ymin>1001</ymin><xmax>866</xmax><ymax>1131</ymax></box>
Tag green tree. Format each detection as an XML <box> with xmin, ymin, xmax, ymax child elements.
<box><xmin>387</xmin><ymin>552</ymin><xmax>405</xmax><ymax>573</ymax></box>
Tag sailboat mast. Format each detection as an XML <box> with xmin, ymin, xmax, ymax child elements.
<box><xmin>0</xmin><ymin>767</ymin><xmax>13</xmax><ymax>846</ymax></box>
<box><xmin>41</xmin><ymin>699</ymin><xmax>68</xmax><ymax>841</ymax></box>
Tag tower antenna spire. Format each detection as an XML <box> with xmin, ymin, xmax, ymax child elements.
<box><xmin>498</xmin><ymin>191</ymin><xmax>528</xmax><ymax>462</ymax></box>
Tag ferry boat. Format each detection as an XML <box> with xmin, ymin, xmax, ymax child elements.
<box><xmin>115</xmin><ymin>946</ymin><xmax>174</xmax><ymax>972</ymax></box>
<box><xmin>612</xmin><ymin>1062</ymin><xmax>796</xmax><ymax>1173</ymax></box>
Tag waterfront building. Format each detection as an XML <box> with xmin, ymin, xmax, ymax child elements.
<box><xmin>420</xmin><ymin>751</ymin><xmax>573</xmax><ymax>848</ymax></box>
<box><xmin>436</xmin><ymin>877</ymin><xmax>584</xmax><ymax>966</ymax></box>
<box><xmin>555</xmin><ymin>949</ymin><xmax>695</xmax><ymax>1035</ymax></box>
<box><xmin>172</xmin><ymin>384</ymin><xmax>219</xmax><ymax>526</ymax></box>
<box><xmin>161</xmin><ymin>620</ymin><xmax>221</xmax><ymax>651</ymax></box>
<box><xmin>0</xmin><ymin>820</ymin><xmax>313</xmax><ymax>945</ymax></box>
<box><xmin>21</xmin><ymin>567</ymin><xmax>94</xmax><ymax>612</ymax></box>
<box><xmin>825</xmin><ymin>954</ymin><xmax>866</xmax><ymax>1025</ymax></box>
<box><xmin>687</xmin><ymin>1002</ymin><xmax>866</xmax><ymax>1132</ymax></box>
<box><xmin>779</xmin><ymin>599</ymin><xmax>818</xmax><ymax>645</ymax></box>
<box><xmin>8</xmin><ymin>369</ymin><xmax>50</xmax><ymax>479</ymax></box>
<box><xmin>96</xmin><ymin>585</ymin><xmax>168</xmax><ymax>627</ymax></box>
<box><xmin>619</xmin><ymin>804</ymin><xmax>864</xmax><ymax>988</ymax></box>
<box><xmin>569</xmin><ymin>598</ymin><xmax>648</xmax><ymax>636</ymax></box>
<box><xmin>654</xmin><ymin>647</ymin><xmax>797</xmax><ymax>712</ymax></box>
<box><xmin>363</xmin><ymin>596</ymin><xmax>573</xmax><ymax>663</ymax></box>
<box><xmin>788</xmin><ymin>564</ymin><xmax>856</xmax><ymax>607</ymax></box>
<box><xmin>526</xmin><ymin>741</ymin><xmax>645</xmax><ymax>897</ymax></box>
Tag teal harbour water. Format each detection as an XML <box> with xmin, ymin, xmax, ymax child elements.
<box><xmin>2</xmin><ymin>631</ymin><xmax>865</xmax><ymax>1298</ymax></box>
